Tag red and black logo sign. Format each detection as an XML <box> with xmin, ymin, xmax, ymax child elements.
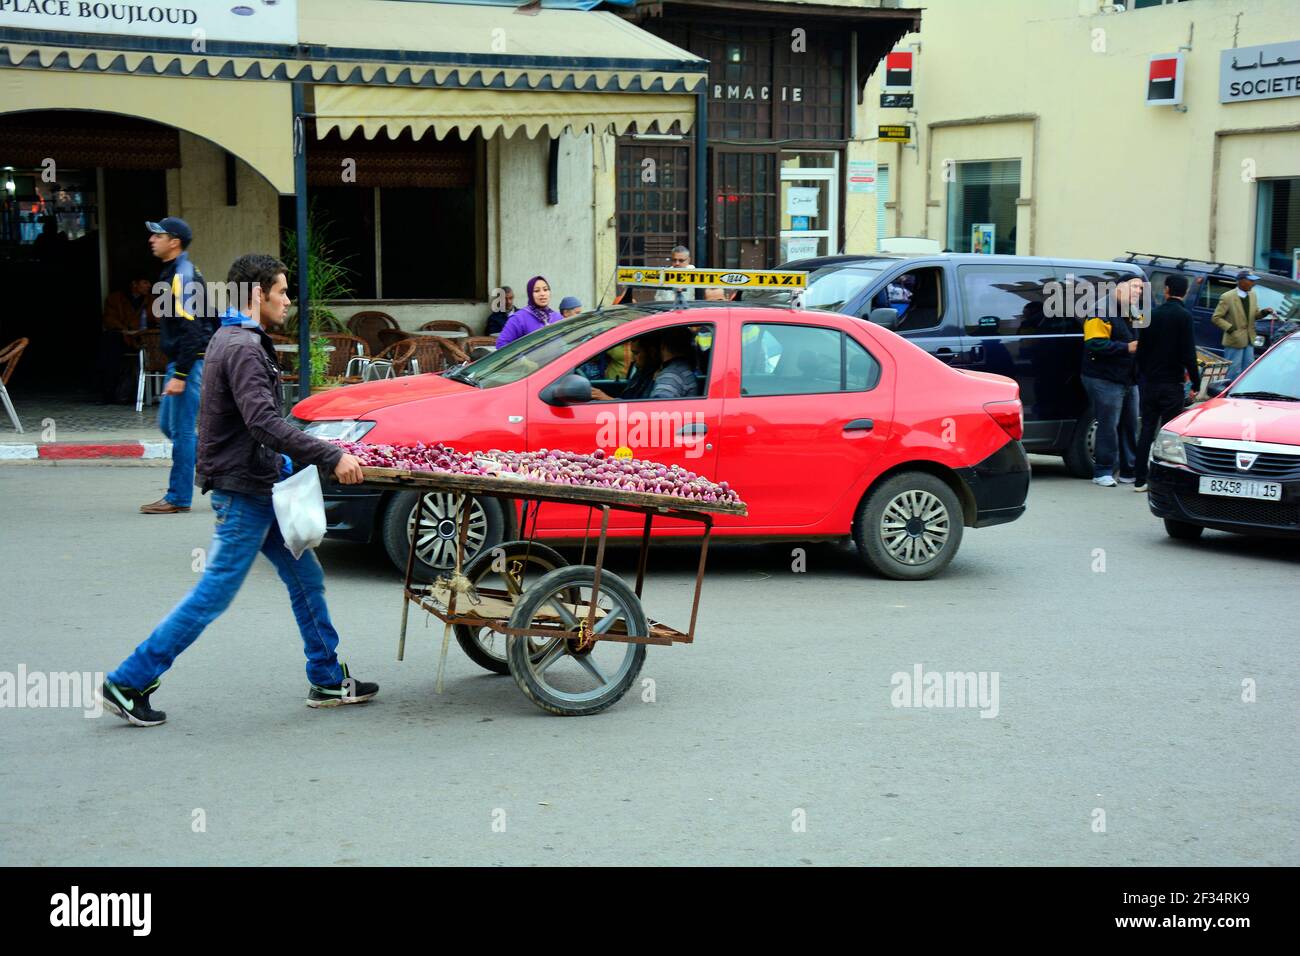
<box><xmin>1147</xmin><ymin>56</ymin><xmax>1178</xmax><ymax>102</ymax></box>
<box><xmin>885</xmin><ymin>51</ymin><xmax>913</xmax><ymax>90</ymax></box>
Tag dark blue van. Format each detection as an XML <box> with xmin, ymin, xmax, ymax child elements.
<box><xmin>1115</xmin><ymin>253</ymin><xmax>1300</xmax><ymax>356</ymax></box>
<box><xmin>754</xmin><ymin>253</ymin><xmax>1146</xmax><ymax>478</ymax></box>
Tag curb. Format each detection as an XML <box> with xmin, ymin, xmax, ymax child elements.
<box><xmin>0</xmin><ymin>440</ymin><xmax>172</xmax><ymax>461</ymax></box>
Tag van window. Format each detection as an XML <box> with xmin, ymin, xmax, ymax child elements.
<box><xmin>741</xmin><ymin>323</ymin><xmax>880</xmax><ymax>396</ymax></box>
<box><xmin>1148</xmin><ymin>271</ymin><xmax>1179</xmax><ymax>305</ymax></box>
<box><xmin>1054</xmin><ymin>268</ymin><xmax>1143</xmax><ymax>325</ymax></box>
<box><xmin>958</xmin><ymin>264</ymin><xmax>1061</xmax><ymax>335</ymax></box>
<box><xmin>866</xmin><ymin>265</ymin><xmax>945</xmax><ymax>332</ymax></box>
<box><xmin>1198</xmin><ymin>275</ymin><xmax>1239</xmax><ymax>311</ymax></box>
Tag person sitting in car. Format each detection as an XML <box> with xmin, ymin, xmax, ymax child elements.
<box><xmin>650</xmin><ymin>327</ymin><xmax>700</xmax><ymax>399</ymax></box>
<box><xmin>590</xmin><ymin>333</ymin><xmax>661</xmax><ymax>401</ymax></box>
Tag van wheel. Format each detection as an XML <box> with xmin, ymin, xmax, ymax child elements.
<box><xmin>382</xmin><ymin>490</ymin><xmax>505</xmax><ymax>583</ymax></box>
<box><xmin>853</xmin><ymin>472</ymin><xmax>963</xmax><ymax>580</ymax></box>
<box><xmin>1061</xmin><ymin>412</ymin><xmax>1097</xmax><ymax>478</ymax></box>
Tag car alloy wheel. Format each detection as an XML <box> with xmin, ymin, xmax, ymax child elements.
<box><xmin>879</xmin><ymin>489</ymin><xmax>951</xmax><ymax>566</ymax></box>
<box><xmin>406</xmin><ymin>492</ymin><xmax>489</xmax><ymax>569</ymax></box>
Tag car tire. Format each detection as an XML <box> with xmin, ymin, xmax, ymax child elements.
<box><xmin>853</xmin><ymin>472</ymin><xmax>964</xmax><ymax>581</ymax></box>
<box><xmin>1163</xmin><ymin>518</ymin><xmax>1204</xmax><ymax>541</ymax></box>
<box><xmin>1061</xmin><ymin>411</ymin><xmax>1096</xmax><ymax>479</ymax></box>
<box><xmin>381</xmin><ymin>490</ymin><xmax>506</xmax><ymax>583</ymax></box>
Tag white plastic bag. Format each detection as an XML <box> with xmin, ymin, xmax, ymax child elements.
<box><xmin>271</xmin><ymin>464</ymin><xmax>326</xmax><ymax>559</ymax></box>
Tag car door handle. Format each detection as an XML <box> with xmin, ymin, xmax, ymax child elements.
<box><xmin>843</xmin><ymin>418</ymin><xmax>874</xmax><ymax>432</ymax></box>
<box><xmin>677</xmin><ymin>423</ymin><xmax>708</xmax><ymax>436</ymax></box>
<box><xmin>934</xmin><ymin>348</ymin><xmax>958</xmax><ymax>364</ymax></box>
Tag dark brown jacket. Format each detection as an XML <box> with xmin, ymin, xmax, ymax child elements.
<box><xmin>196</xmin><ymin>323</ymin><xmax>343</xmax><ymax>496</ymax></box>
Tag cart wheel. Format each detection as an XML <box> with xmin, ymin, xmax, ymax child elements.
<box><xmin>507</xmin><ymin>565</ymin><xmax>647</xmax><ymax>717</ymax></box>
<box><xmin>454</xmin><ymin>540</ymin><xmax>569</xmax><ymax>675</ymax></box>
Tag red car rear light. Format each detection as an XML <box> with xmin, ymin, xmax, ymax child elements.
<box><xmin>983</xmin><ymin>401</ymin><xmax>1023</xmax><ymax>441</ymax></box>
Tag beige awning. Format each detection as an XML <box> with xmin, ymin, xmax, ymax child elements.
<box><xmin>0</xmin><ymin>67</ymin><xmax>293</xmax><ymax>192</ymax></box>
<box><xmin>314</xmin><ymin>85</ymin><xmax>695</xmax><ymax>140</ymax></box>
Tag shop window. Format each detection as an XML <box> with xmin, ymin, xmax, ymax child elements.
<box><xmin>779</xmin><ymin>150</ymin><xmax>838</xmax><ymax>262</ymax></box>
<box><xmin>294</xmin><ymin>129</ymin><xmax>484</xmax><ymax>301</ymax></box>
<box><xmin>946</xmin><ymin>160</ymin><xmax>1021</xmax><ymax>255</ymax></box>
<box><xmin>876</xmin><ymin>165</ymin><xmax>891</xmax><ymax>247</ymax></box>
<box><xmin>1255</xmin><ymin>178</ymin><xmax>1300</xmax><ymax>277</ymax></box>
<box><xmin>615</xmin><ymin>142</ymin><xmax>692</xmax><ymax>271</ymax></box>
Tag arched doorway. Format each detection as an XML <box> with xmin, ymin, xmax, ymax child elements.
<box><xmin>0</xmin><ymin>110</ymin><xmax>177</xmax><ymax>401</ymax></box>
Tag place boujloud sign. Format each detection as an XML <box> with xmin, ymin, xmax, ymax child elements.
<box><xmin>1220</xmin><ymin>40</ymin><xmax>1300</xmax><ymax>103</ymax></box>
<box><xmin>0</xmin><ymin>0</ymin><xmax>299</xmax><ymax>45</ymax></box>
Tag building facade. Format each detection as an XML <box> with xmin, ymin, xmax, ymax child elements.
<box><xmin>615</xmin><ymin>0</ymin><xmax>919</xmax><ymax>271</ymax></box>
<box><xmin>862</xmin><ymin>0</ymin><xmax>1300</xmax><ymax>276</ymax></box>
<box><xmin>0</xmin><ymin>0</ymin><xmax>704</xmax><ymax>388</ymax></box>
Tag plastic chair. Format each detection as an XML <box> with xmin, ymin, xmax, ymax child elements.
<box><xmin>126</xmin><ymin>329</ymin><xmax>169</xmax><ymax>412</ymax></box>
<box><xmin>320</xmin><ymin>333</ymin><xmax>368</xmax><ymax>378</ymax></box>
<box><xmin>343</xmin><ymin>339</ymin><xmax>415</xmax><ymax>383</ymax></box>
<box><xmin>0</xmin><ymin>337</ymin><xmax>29</xmax><ymax>432</ymax></box>
<box><xmin>347</xmin><ymin>310</ymin><xmax>398</xmax><ymax>355</ymax></box>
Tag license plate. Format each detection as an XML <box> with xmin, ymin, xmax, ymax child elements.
<box><xmin>1198</xmin><ymin>477</ymin><xmax>1282</xmax><ymax>501</ymax></box>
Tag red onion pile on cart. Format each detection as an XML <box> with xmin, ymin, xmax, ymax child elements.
<box><xmin>332</xmin><ymin>441</ymin><xmax>743</xmax><ymax>505</ymax></box>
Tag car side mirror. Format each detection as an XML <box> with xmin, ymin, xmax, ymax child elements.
<box><xmin>868</xmin><ymin>307</ymin><xmax>900</xmax><ymax>330</ymax></box>
<box><xmin>1206</xmin><ymin>379</ymin><xmax>1230</xmax><ymax>398</ymax></box>
<box><xmin>540</xmin><ymin>373</ymin><xmax>593</xmax><ymax>406</ymax></box>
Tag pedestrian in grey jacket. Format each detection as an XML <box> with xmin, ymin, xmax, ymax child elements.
<box><xmin>100</xmin><ymin>254</ymin><xmax>377</xmax><ymax>727</ymax></box>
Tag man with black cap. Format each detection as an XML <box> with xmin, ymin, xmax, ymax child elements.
<box><xmin>1133</xmin><ymin>274</ymin><xmax>1201</xmax><ymax>493</ymax></box>
<box><xmin>141</xmin><ymin>216</ymin><xmax>212</xmax><ymax>515</ymax></box>
<box><xmin>1211</xmin><ymin>269</ymin><xmax>1275</xmax><ymax>381</ymax></box>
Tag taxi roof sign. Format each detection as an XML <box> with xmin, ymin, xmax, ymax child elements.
<box><xmin>616</xmin><ymin>266</ymin><xmax>806</xmax><ymax>289</ymax></box>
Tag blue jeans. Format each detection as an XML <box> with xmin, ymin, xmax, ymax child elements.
<box><xmin>1083</xmin><ymin>376</ymin><xmax>1138</xmax><ymax>479</ymax></box>
<box><xmin>158</xmin><ymin>359</ymin><xmax>202</xmax><ymax>508</ymax></box>
<box><xmin>1224</xmin><ymin>346</ymin><xmax>1254</xmax><ymax>380</ymax></box>
<box><xmin>110</xmin><ymin>489</ymin><xmax>345</xmax><ymax>691</ymax></box>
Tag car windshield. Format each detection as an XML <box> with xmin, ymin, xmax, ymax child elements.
<box><xmin>1230</xmin><ymin>336</ymin><xmax>1300</xmax><ymax>401</ymax></box>
<box><xmin>458</xmin><ymin>308</ymin><xmax>653</xmax><ymax>389</ymax></box>
<box><xmin>744</xmin><ymin>264</ymin><xmax>887</xmax><ymax>312</ymax></box>
<box><xmin>1254</xmin><ymin>278</ymin><xmax>1300</xmax><ymax>321</ymax></box>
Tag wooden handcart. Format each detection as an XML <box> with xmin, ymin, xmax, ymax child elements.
<box><xmin>356</xmin><ymin>466</ymin><xmax>747</xmax><ymax>716</ymax></box>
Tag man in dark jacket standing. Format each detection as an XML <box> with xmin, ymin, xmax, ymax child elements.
<box><xmin>100</xmin><ymin>254</ymin><xmax>375</xmax><ymax>727</ymax></box>
<box><xmin>1133</xmin><ymin>275</ymin><xmax>1201</xmax><ymax>492</ymax></box>
<box><xmin>141</xmin><ymin>217</ymin><xmax>212</xmax><ymax>514</ymax></box>
<box><xmin>1081</xmin><ymin>277</ymin><xmax>1142</xmax><ymax>487</ymax></box>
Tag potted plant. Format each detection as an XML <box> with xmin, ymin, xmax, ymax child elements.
<box><xmin>308</xmin><ymin>336</ymin><xmax>340</xmax><ymax>394</ymax></box>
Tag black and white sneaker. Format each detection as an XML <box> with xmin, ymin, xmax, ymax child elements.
<box><xmin>99</xmin><ymin>678</ymin><xmax>166</xmax><ymax>727</ymax></box>
<box><xmin>306</xmin><ymin>663</ymin><xmax>378</xmax><ymax>708</ymax></box>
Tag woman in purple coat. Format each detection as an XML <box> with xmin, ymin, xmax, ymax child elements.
<box><xmin>495</xmin><ymin>275</ymin><xmax>565</xmax><ymax>348</ymax></box>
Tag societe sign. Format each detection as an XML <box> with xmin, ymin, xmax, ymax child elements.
<box><xmin>1220</xmin><ymin>40</ymin><xmax>1300</xmax><ymax>103</ymax></box>
<box><xmin>0</xmin><ymin>0</ymin><xmax>299</xmax><ymax>46</ymax></box>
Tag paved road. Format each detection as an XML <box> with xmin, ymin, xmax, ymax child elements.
<box><xmin>1</xmin><ymin>460</ymin><xmax>1296</xmax><ymax>865</ymax></box>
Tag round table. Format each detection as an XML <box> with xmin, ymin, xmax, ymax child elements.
<box><xmin>406</xmin><ymin>330</ymin><xmax>469</xmax><ymax>339</ymax></box>
<box><xmin>273</xmin><ymin>343</ymin><xmax>335</xmax><ymax>353</ymax></box>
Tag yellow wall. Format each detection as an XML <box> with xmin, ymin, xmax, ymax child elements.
<box><xmin>165</xmin><ymin>133</ymin><xmax>280</xmax><ymax>298</ymax></box>
<box><xmin>855</xmin><ymin>0</ymin><xmax>1300</xmax><ymax>265</ymax></box>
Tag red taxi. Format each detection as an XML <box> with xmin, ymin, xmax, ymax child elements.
<box><xmin>291</xmin><ymin>300</ymin><xmax>1030</xmax><ymax>581</ymax></box>
<box><xmin>1148</xmin><ymin>331</ymin><xmax>1300</xmax><ymax>540</ymax></box>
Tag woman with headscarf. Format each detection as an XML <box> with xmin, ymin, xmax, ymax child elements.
<box><xmin>494</xmin><ymin>275</ymin><xmax>565</xmax><ymax>348</ymax></box>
